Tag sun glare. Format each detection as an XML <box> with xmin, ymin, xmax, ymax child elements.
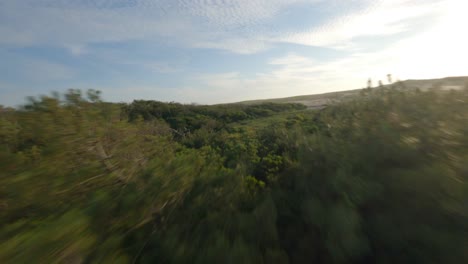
<box><xmin>395</xmin><ymin>0</ymin><xmax>468</xmax><ymax>79</ymax></box>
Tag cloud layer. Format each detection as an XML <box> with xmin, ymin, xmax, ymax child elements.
<box><xmin>0</xmin><ymin>0</ymin><xmax>446</xmax><ymax>54</ymax></box>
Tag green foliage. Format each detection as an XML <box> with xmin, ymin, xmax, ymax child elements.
<box><xmin>0</xmin><ymin>211</ymin><xmax>95</xmax><ymax>263</ymax></box>
<box><xmin>122</xmin><ymin>100</ymin><xmax>306</xmax><ymax>132</ymax></box>
<box><xmin>1</xmin><ymin>87</ymin><xmax>467</xmax><ymax>263</ymax></box>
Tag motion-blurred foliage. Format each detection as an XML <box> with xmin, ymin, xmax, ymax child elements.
<box><xmin>0</xmin><ymin>86</ymin><xmax>467</xmax><ymax>263</ymax></box>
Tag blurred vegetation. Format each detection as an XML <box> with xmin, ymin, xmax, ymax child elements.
<box><xmin>0</xmin><ymin>86</ymin><xmax>467</xmax><ymax>263</ymax></box>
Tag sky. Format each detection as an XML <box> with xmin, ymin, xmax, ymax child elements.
<box><xmin>1</xmin><ymin>0</ymin><xmax>467</xmax><ymax>106</ymax></box>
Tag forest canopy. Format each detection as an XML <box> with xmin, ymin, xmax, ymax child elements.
<box><xmin>0</xmin><ymin>86</ymin><xmax>467</xmax><ymax>263</ymax></box>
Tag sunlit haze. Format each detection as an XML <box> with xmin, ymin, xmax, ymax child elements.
<box><xmin>1</xmin><ymin>0</ymin><xmax>467</xmax><ymax>105</ymax></box>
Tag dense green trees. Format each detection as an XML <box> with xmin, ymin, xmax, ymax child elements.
<box><xmin>0</xmin><ymin>87</ymin><xmax>467</xmax><ymax>263</ymax></box>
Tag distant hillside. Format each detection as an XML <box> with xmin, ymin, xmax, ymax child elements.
<box><xmin>399</xmin><ymin>76</ymin><xmax>468</xmax><ymax>91</ymax></box>
<box><xmin>238</xmin><ymin>76</ymin><xmax>468</xmax><ymax>109</ymax></box>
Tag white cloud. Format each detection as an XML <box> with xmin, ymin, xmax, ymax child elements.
<box><xmin>0</xmin><ymin>0</ymin><xmax>450</xmax><ymax>56</ymax></box>
<box><xmin>67</xmin><ymin>44</ymin><xmax>88</xmax><ymax>56</ymax></box>
<box><xmin>0</xmin><ymin>0</ymin><xmax>318</xmax><ymax>54</ymax></box>
<box><xmin>277</xmin><ymin>0</ymin><xmax>443</xmax><ymax>48</ymax></box>
<box><xmin>192</xmin><ymin>37</ymin><xmax>270</xmax><ymax>54</ymax></box>
<box><xmin>179</xmin><ymin>0</ymin><xmax>313</xmax><ymax>29</ymax></box>
<box><xmin>270</xmin><ymin>54</ymin><xmax>315</xmax><ymax>66</ymax></box>
<box><xmin>1</xmin><ymin>1</ymin><xmax>187</xmax><ymax>44</ymax></box>
<box><xmin>189</xmin><ymin>67</ymin><xmax>328</xmax><ymax>104</ymax></box>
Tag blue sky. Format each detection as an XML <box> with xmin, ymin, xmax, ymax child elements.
<box><xmin>1</xmin><ymin>0</ymin><xmax>467</xmax><ymax>106</ymax></box>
